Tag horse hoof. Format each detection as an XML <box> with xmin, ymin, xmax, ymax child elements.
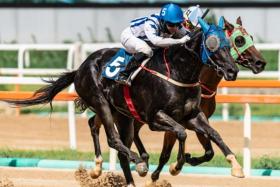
<box><xmin>185</xmin><ymin>153</ymin><xmax>191</xmax><ymax>159</ymax></box>
<box><xmin>145</xmin><ymin>180</ymin><xmax>156</xmax><ymax>187</ymax></box>
<box><xmin>89</xmin><ymin>169</ymin><xmax>102</xmax><ymax>179</ymax></box>
<box><xmin>231</xmin><ymin>168</ymin><xmax>245</xmax><ymax>178</ymax></box>
<box><xmin>136</xmin><ymin>162</ymin><xmax>149</xmax><ymax>177</ymax></box>
<box><xmin>169</xmin><ymin>162</ymin><xmax>180</xmax><ymax>176</ymax></box>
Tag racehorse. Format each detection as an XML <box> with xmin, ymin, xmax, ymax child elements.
<box><xmin>130</xmin><ymin>16</ymin><xmax>267</xmax><ymax>183</ymax></box>
<box><xmin>2</xmin><ymin>17</ymin><xmax>238</xmax><ymax>186</ymax></box>
<box><xmin>87</xmin><ymin>17</ymin><xmax>266</xmax><ymax>184</ymax></box>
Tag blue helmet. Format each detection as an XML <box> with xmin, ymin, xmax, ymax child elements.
<box><xmin>160</xmin><ymin>3</ymin><xmax>184</xmax><ymax>24</ymax></box>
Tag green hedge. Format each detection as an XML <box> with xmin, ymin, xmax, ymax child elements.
<box><xmin>0</xmin><ymin>50</ymin><xmax>67</xmax><ymax>68</ymax></box>
<box><xmin>0</xmin><ymin>49</ymin><xmax>278</xmax><ymax>70</ymax></box>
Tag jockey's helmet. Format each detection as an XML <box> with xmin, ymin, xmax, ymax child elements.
<box><xmin>160</xmin><ymin>3</ymin><xmax>184</xmax><ymax>25</ymax></box>
<box><xmin>184</xmin><ymin>5</ymin><xmax>203</xmax><ymax>29</ymax></box>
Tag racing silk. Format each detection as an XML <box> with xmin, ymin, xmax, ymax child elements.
<box><xmin>130</xmin><ymin>14</ymin><xmax>188</xmax><ymax>48</ymax></box>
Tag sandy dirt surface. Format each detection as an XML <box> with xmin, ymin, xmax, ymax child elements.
<box><xmin>0</xmin><ymin>114</ymin><xmax>279</xmax><ymax>157</ymax></box>
<box><xmin>0</xmin><ymin>114</ymin><xmax>279</xmax><ymax>187</ymax></box>
<box><xmin>0</xmin><ymin>167</ymin><xmax>279</xmax><ymax>187</ymax></box>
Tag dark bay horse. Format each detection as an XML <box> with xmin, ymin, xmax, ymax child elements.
<box><xmin>2</xmin><ymin>18</ymin><xmax>238</xmax><ymax>186</ymax></box>
<box><xmin>87</xmin><ymin>17</ymin><xmax>266</xmax><ymax>185</ymax></box>
<box><xmin>130</xmin><ymin>16</ymin><xmax>267</xmax><ymax>183</ymax></box>
<box><xmin>85</xmin><ymin>17</ymin><xmax>240</xmax><ymax>185</ymax></box>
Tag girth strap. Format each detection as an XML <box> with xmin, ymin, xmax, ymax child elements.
<box><xmin>123</xmin><ymin>85</ymin><xmax>144</xmax><ymax>123</ymax></box>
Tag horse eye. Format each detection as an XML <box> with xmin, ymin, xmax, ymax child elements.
<box><xmin>234</xmin><ymin>36</ymin><xmax>246</xmax><ymax>47</ymax></box>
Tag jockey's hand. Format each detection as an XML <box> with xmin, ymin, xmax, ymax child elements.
<box><xmin>179</xmin><ymin>35</ymin><xmax>190</xmax><ymax>44</ymax></box>
<box><xmin>189</xmin><ymin>29</ymin><xmax>201</xmax><ymax>38</ymax></box>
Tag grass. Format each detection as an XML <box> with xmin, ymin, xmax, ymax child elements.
<box><xmin>0</xmin><ymin>148</ymin><xmax>108</xmax><ymax>162</ymax></box>
<box><xmin>0</xmin><ymin>148</ymin><xmax>279</xmax><ymax>170</ymax></box>
<box><xmin>215</xmin><ymin>104</ymin><xmax>280</xmax><ymax>118</ymax></box>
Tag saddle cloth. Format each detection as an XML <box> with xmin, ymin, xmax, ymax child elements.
<box><xmin>102</xmin><ymin>48</ymin><xmax>133</xmax><ymax>80</ymax></box>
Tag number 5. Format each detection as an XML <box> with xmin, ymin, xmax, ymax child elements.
<box><xmin>105</xmin><ymin>56</ymin><xmax>125</xmax><ymax>77</ymax></box>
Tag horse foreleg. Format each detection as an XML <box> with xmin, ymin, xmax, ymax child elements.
<box><xmin>189</xmin><ymin>111</ymin><xmax>244</xmax><ymax>178</ymax></box>
<box><xmin>150</xmin><ymin>111</ymin><xmax>186</xmax><ymax>179</ymax></box>
<box><xmin>148</xmin><ymin>132</ymin><xmax>176</xmax><ymax>184</ymax></box>
<box><xmin>88</xmin><ymin>115</ymin><xmax>103</xmax><ymax>179</ymax></box>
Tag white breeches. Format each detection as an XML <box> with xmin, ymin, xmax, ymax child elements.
<box><xmin>120</xmin><ymin>27</ymin><xmax>153</xmax><ymax>57</ymax></box>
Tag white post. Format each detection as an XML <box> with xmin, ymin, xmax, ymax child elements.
<box><xmin>18</xmin><ymin>47</ymin><xmax>25</xmax><ymax>77</ymax></box>
<box><xmin>222</xmin><ymin>87</ymin><xmax>229</xmax><ymax>121</ymax></box>
<box><xmin>68</xmin><ymin>84</ymin><xmax>77</xmax><ymax>149</ymax></box>
<box><xmin>243</xmin><ymin>103</ymin><xmax>251</xmax><ymax>177</ymax></box>
<box><xmin>67</xmin><ymin>45</ymin><xmax>75</xmax><ymax>70</ymax></box>
<box><xmin>109</xmin><ymin>148</ymin><xmax>117</xmax><ymax>171</ymax></box>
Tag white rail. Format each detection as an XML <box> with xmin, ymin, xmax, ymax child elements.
<box><xmin>0</xmin><ymin>44</ymin><xmax>78</xmax><ymax>149</ymax></box>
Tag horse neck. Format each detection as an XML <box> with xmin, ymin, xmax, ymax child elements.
<box><xmin>199</xmin><ymin>65</ymin><xmax>223</xmax><ymax>91</ymax></box>
<box><xmin>166</xmin><ymin>42</ymin><xmax>203</xmax><ymax>83</ymax></box>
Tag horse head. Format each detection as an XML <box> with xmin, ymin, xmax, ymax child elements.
<box><xmin>223</xmin><ymin>16</ymin><xmax>266</xmax><ymax>74</ymax></box>
<box><xmin>198</xmin><ymin>17</ymin><xmax>239</xmax><ymax>81</ymax></box>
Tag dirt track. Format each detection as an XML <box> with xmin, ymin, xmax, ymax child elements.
<box><xmin>0</xmin><ymin>168</ymin><xmax>280</xmax><ymax>187</ymax></box>
<box><xmin>0</xmin><ymin>114</ymin><xmax>279</xmax><ymax>187</ymax></box>
<box><xmin>0</xmin><ymin>167</ymin><xmax>280</xmax><ymax>187</ymax></box>
<box><xmin>0</xmin><ymin>114</ymin><xmax>279</xmax><ymax>156</ymax></box>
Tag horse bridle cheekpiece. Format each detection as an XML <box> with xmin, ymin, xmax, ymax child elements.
<box><xmin>228</xmin><ymin>24</ymin><xmax>254</xmax><ymax>60</ymax></box>
<box><xmin>199</xmin><ymin>17</ymin><xmax>230</xmax><ymax>64</ymax></box>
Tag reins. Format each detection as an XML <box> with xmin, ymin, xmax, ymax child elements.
<box><xmin>140</xmin><ymin>48</ymin><xmax>218</xmax><ymax>98</ymax></box>
<box><xmin>200</xmin><ymin>82</ymin><xmax>217</xmax><ymax>98</ymax></box>
<box><xmin>140</xmin><ymin>48</ymin><xmax>200</xmax><ymax>88</ymax></box>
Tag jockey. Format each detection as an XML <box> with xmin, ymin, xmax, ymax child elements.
<box><xmin>183</xmin><ymin>5</ymin><xmax>204</xmax><ymax>32</ymax></box>
<box><xmin>117</xmin><ymin>3</ymin><xmax>190</xmax><ymax>86</ymax></box>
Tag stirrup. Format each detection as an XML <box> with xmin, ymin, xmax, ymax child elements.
<box><xmin>116</xmin><ymin>79</ymin><xmax>131</xmax><ymax>86</ymax></box>
<box><xmin>116</xmin><ymin>74</ymin><xmax>132</xmax><ymax>86</ymax></box>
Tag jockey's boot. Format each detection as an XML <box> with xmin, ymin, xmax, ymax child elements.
<box><xmin>117</xmin><ymin>52</ymin><xmax>148</xmax><ymax>86</ymax></box>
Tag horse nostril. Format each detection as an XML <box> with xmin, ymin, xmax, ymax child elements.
<box><xmin>227</xmin><ymin>68</ymin><xmax>238</xmax><ymax>79</ymax></box>
<box><xmin>256</xmin><ymin>60</ymin><xmax>266</xmax><ymax>69</ymax></box>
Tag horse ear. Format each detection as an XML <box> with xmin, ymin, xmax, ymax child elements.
<box><xmin>224</xmin><ymin>16</ymin><xmax>234</xmax><ymax>32</ymax></box>
<box><xmin>198</xmin><ymin>17</ymin><xmax>210</xmax><ymax>33</ymax></box>
<box><xmin>218</xmin><ymin>16</ymin><xmax>225</xmax><ymax>29</ymax></box>
<box><xmin>236</xmin><ymin>16</ymin><xmax>242</xmax><ymax>26</ymax></box>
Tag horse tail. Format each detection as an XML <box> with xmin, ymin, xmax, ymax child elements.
<box><xmin>4</xmin><ymin>71</ymin><xmax>77</xmax><ymax>110</ymax></box>
<box><xmin>74</xmin><ymin>97</ymin><xmax>89</xmax><ymax>113</ymax></box>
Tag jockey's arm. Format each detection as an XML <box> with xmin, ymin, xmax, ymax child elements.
<box><xmin>144</xmin><ymin>20</ymin><xmax>190</xmax><ymax>47</ymax></box>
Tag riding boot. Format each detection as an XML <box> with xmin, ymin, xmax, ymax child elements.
<box><xmin>117</xmin><ymin>52</ymin><xmax>148</xmax><ymax>86</ymax></box>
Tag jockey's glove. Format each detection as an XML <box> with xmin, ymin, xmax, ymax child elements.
<box><xmin>179</xmin><ymin>35</ymin><xmax>190</xmax><ymax>44</ymax></box>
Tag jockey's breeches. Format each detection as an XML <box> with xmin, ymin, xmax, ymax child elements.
<box><xmin>120</xmin><ymin>27</ymin><xmax>153</xmax><ymax>57</ymax></box>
